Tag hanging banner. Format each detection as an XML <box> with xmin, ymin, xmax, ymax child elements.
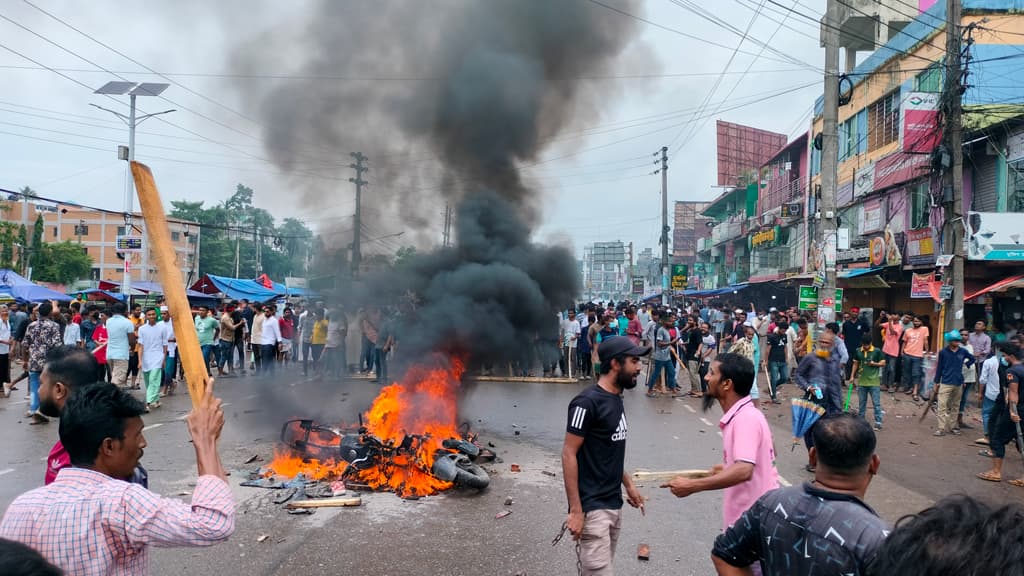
<box><xmin>749</xmin><ymin>225</ymin><xmax>781</xmax><ymax>250</ymax></box>
<box><xmin>798</xmin><ymin>285</ymin><xmax>818</xmax><ymax>310</ymax></box>
<box><xmin>967</xmin><ymin>212</ymin><xmax>1024</xmax><ymax>261</ymax></box>
<box><xmin>670</xmin><ymin>264</ymin><xmax>688</xmax><ymax>290</ymax></box>
<box><xmin>911</xmin><ymin>272</ymin><xmax>936</xmax><ymax>299</ymax></box>
<box><xmin>901</xmin><ymin>92</ymin><xmax>941</xmax><ymax>153</ymax></box>
<box><xmin>873</xmin><ymin>151</ymin><xmax>931</xmax><ymax>191</ymax></box>
<box><xmin>632</xmin><ymin>276</ymin><xmax>645</xmax><ymax>295</ymax></box>
<box><xmin>853</xmin><ymin>163</ymin><xmax>876</xmax><ymax>199</ymax></box>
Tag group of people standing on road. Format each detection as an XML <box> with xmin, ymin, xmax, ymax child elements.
<box><xmin>562</xmin><ymin>332</ymin><xmax>1024</xmax><ymax>576</ymax></box>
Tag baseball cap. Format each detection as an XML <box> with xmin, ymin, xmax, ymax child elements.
<box><xmin>851</xmin><ymin>307</ymin><xmax>860</xmax><ymax>314</ymax></box>
<box><xmin>598</xmin><ymin>336</ymin><xmax>651</xmax><ymax>364</ymax></box>
<box><xmin>159</xmin><ymin>306</ymin><xmax>168</xmax><ymax>313</ymax></box>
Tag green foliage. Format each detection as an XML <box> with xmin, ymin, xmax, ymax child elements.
<box><xmin>30</xmin><ymin>214</ymin><xmax>44</xmax><ymax>270</ymax></box>
<box><xmin>33</xmin><ymin>241</ymin><xmax>92</xmax><ymax>285</ymax></box>
<box><xmin>168</xmin><ymin>184</ymin><xmax>315</xmax><ymax>280</ymax></box>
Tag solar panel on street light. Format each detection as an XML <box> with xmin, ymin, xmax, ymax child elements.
<box><xmin>130</xmin><ymin>83</ymin><xmax>170</xmax><ymax>97</ymax></box>
<box><xmin>94</xmin><ymin>81</ymin><xmax>137</xmax><ymax>95</ymax></box>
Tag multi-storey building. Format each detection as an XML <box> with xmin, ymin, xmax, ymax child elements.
<box><xmin>672</xmin><ymin>201</ymin><xmax>712</xmax><ymax>273</ymax></box>
<box><xmin>1</xmin><ymin>198</ymin><xmax>199</xmax><ymax>286</ymax></box>
<box><xmin>582</xmin><ymin>241</ymin><xmax>628</xmax><ymax>302</ymax></box>
<box><xmin>806</xmin><ymin>0</ymin><xmax>1024</xmax><ymax>336</ymax></box>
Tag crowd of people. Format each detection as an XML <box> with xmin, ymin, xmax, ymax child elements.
<box><xmin>561</xmin><ymin>331</ymin><xmax>1024</xmax><ymax>576</ymax></box>
<box><xmin>0</xmin><ymin>297</ymin><xmax>410</xmax><ymax>421</ymax></box>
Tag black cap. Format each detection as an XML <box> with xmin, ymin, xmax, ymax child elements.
<box><xmin>598</xmin><ymin>336</ymin><xmax>651</xmax><ymax>364</ymax></box>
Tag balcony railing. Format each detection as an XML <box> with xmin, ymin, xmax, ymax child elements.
<box><xmin>711</xmin><ymin>217</ymin><xmax>746</xmax><ymax>246</ymax></box>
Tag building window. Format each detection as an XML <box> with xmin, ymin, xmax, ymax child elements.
<box><xmin>117</xmin><ymin>226</ymin><xmax>126</xmax><ymax>236</ymax></box>
<box><xmin>74</xmin><ymin>224</ymin><xmax>89</xmax><ymax>236</ymax></box>
<box><xmin>171</xmin><ymin>231</ymin><xmax>181</xmax><ymax>241</ymax></box>
<box><xmin>911</xmin><ymin>182</ymin><xmax>931</xmax><ymax>229</ymax></box>
<box><xmin>187</xmin><ymin>234</ymin><xmax>197</xmax><ymax>244</ymax></box>
<box><xmin>915</xmin><ymin>64</ymin><xmax>943</xmax><ymax>93</ymax></box>
<box><xmin>1009</xmin><ymin>160</ymin><xmax>1024</xmax><ymax>213</ymax></box>
<box><xmin>90</xmin><ymin>268</ymin><xmax>100</xmax><ymax>281</ymax></box>
<box><xmin>868</xmin><ymin>91</ymin><xmax>900</xmax><ymax>152</ymax></box>
<box><xmin>52</xmin><ymin>227</ymin><xmax>58</xmax><ymax>238</ymax></box>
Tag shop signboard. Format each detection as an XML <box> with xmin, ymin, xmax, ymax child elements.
<box><xmin>631</xmin><ymin>276</ymin><xmax>644</xmax><ymax>295</ymax></box>
<box><xmin>838</xmin><ymin>246</ymin><xmax>870</xmax><ymax>263</ymax></box>
<box><xmin>781</xmin><ymin>202</ymin><xmax>803</xmax><ymax>218</ymax></box>
<box><xmin>670</xmin><ymin>264</ymin><xmax>688</xmax><ymax>290</ymax></box>
<box><xmin>911</xmin><ymin>272</ymin><xmax>935</xmax><ymax>299</ymax></box>
<box><xmin>116</xmin><ymin>235</ymin><xmax>143</xmax><ymax>252</ymax></box>
<box><xmin>798</xmin><ymin>286</ymin><xmax>818</xmax><ymax>310</ymax></box>
<box><xmin>901</xmin><ymin>92</ymin><xmax>941</xmax><ymax>153</ymax></box>
<box><xmin>837</xmin><ymin>228</ymin><xmax>850</xmax><ymax>250</ymax></box>
<box><xmin>853</xmin><ymin>163</ymin><xmax>876</xmax><ymax>199</ymax></box>
<box><xmin>749</xmin><ymin>225</ymin><xmax>781</xmax><ymax>250</ymax></box>
<box><xmin>906</xmin><ymin>227</ymin><xmax>936</xmax><ymax>265</ymax></box>
<box><xmin>967</xmin><ymin>212</ymin><xmax>1024</xmax><ymax>261</ymax></box>
<box><xmin>798</xmin><ymin>285</ymin><xmax>843</xmax><ymax>311</ymax></box>
<box><xmin>861</xmin><ymin>198</ymin><xmax>885</xmax><ymax>234</ymax></box>
<box><xmin>873</xmin><ymin>151</ymin><xmax>931</xmax><ymax>191</ymax></box>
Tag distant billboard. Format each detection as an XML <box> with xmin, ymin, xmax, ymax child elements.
<box><xmin>716</xmin><ymin>121</ymin><xmax>787</xmax><ymax>188</ymax></box>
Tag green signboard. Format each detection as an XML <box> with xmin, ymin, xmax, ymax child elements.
<box><xmin>798</xmin><ymin>286</ymin><xmax>844</xmax><ymax>311</ymax></box>
<box><xmin>798</xmin><ymin>286</ymin><xmax>818</xmax><ymax>310</ymax></box>
<box><xmin>671</xmin><ymin>264</ymin><xmax>688</xmax><ymax>290</ymax></box>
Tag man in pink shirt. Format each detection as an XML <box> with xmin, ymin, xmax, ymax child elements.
<box><xmin>880</xmin><ymin>312</ymin><xmax>904</xmax><ymax>393</ymax></box>
<box><xmin>662</xmin><ymin>352</ymin><xmax>779</xmax><ymax>530</ymax></box>
<box><xmin>1</xmin><ymin>380</ymin><xmax>234</xmax><ymax>575</ymax></box>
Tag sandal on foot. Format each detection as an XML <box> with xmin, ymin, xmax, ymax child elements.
<box><xmin>913</xmin><ymin>394</ymin><xmax>921</xmax><ymax>402</ymax></box>
<box><xmin>977</xmin><ymin>471</ymin><xmax>1002</xmax><ymax>482</ymax></box>
<box><xmin>1009</xmin><ymin>479</ymin><xmax>1024</xmax><ymax>488</ymax></box>
<box><xmin>979</xmin><ymin>449</ymin><xmax>994</xmax><ymax>457</ymax></box>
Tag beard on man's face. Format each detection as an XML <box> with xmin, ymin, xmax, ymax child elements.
<box><xmin>617</xmin><ymin>367</ymin><xmax>638</xmax><ymax>390</ymax></box>
<box><xmin>39</xmin><ymin>396</ymin><xmax>61</xmax><ymax>418</ymax></box>
<box><xmin>701</xmin><ymin>389</ymin><xmax>717</xmax><ymax>413</ymax></box>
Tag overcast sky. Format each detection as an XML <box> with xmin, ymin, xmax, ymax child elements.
<box><xmin>0</xmin><ymin>0</ymin><xmax>829</xmax><ymax>260</ymax></box>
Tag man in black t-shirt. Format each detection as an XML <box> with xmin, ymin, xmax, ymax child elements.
<box><xmin>977</xmin><ymin>342</ymin><xmax>1024</xmax><ymax>486</ymax></box>
<box><xmin>562</xmin><ymin>336</ymin><xmax>650</xmax><ymax>575</ymax></box>
<box><xmin>712</xmin><ymin>414</ymin><xmax>888</xmax><ymax>576</ymax></box>
<box><xmin>766</xmin><ymin>323</ymin><xmax>789</xmax><ymax>404</ymax></box>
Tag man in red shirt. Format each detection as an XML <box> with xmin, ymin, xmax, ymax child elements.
<box><xmin>37</xmin><ymin>346</ymin><xmax>101</xmax><ymax>484</ymax></box>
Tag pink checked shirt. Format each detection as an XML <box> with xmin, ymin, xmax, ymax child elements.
<box><xmin>0</xmin><ymin>468</ymin><xmax>234</xmax><ymax>576</ymax></box>
<box><xmin>719</xmin><ymin>396</ymin><xmax>779</xmax><ymax>530</ymax></box>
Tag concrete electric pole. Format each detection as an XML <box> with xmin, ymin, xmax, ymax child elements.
<box><xmin>659</xmin><ymin>146</ymin><xmax>670</xmax><ymax>306</ymax></box>
<box><xmin>943</xmin><ymin>0</ymin><xmax>965</xmax><ymax>332</ymax></box>
<box><xmin>349</xmin><ymin>152</ymin><xmax>368</xmax><ymax>277</ymax></box>
<box><xmin>817</xmin><ymin>0</ymin><xmax>841</xmax><ymax>325</ymax></box>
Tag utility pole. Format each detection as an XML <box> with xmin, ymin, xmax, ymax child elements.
<box><xmin>943</xmin><ymin>0</ymin><xmax>965</xmax><ymax>332</ymax></box>
<box><xmin>659</xmin><ymin>146</ymin><xmax>670</xmax><ymax>306</ymax></box>
<box><xmin>349</xmin><ymin>152</ymin><xmax>368</xmax><ymax>277</ymax></box>
<box><xmin>817</xmin><ymin>0</ymin><xmax>841</xmax><ymax>326</ymax></box>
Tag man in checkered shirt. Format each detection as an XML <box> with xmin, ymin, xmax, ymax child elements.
<box><xmin>0</xmin><ymin>380</ymin><xmax>234</xmax><ymax>575</ymax></box>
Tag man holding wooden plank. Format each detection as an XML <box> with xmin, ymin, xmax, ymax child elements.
<box><xmin>662</xmin><ymin>353</ymin><xmax>779</xmax><ymax>534</ymax></box>
<box><xmin>562</xmin><ymin>336</ymin><xmax>649</xmax><ymax>575</ymax></box>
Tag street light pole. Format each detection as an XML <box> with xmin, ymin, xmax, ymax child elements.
<box><xmin>92</xmin><ymin>81</ymin><xmax>174</xmax><ymax>300</ymax></box>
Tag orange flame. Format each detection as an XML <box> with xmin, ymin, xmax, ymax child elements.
<box><xmin>267</xmin><ymin>357</ymin><xmax>466</xmax><ymax>497</ymax></box>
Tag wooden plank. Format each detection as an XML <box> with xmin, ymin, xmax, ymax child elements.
<box><xmin>284</xmin><ymin>495</ymin><xmax>362</xmax><ymax>509</ymax></box>
<box><xmin>130</xmin><ymin>162</ymin><xmax>207</xmax><ymax>407</ymax></box>
<box><xmin>631</xmin><ymin>469</ymin><xmax>712</xmax><ymax>483</ymax></box>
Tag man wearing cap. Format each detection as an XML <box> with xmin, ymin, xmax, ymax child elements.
<box><xmin>562</xmin><ymin>336</ymin><xmax>649</xmax><ymax>575</ymax></box>
<box><xmin>933</xmin><ymin>330</ymin><xmax>975</xmax><ymax>437</ymax></box>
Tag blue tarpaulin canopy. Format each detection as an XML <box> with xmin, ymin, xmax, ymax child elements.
<box><xmin>684</xmin><ymin>284</ymin><xmax>749</xmax><ymax>298</ymax></box>
<box><xmin>190</xmin><ymin>274</ymin><xmax>282</xmax><ymax>302</ymax></box>
<box><xmin>838</xmin><ymin>267</ymin><xmax>885</xmax><ymax>279</ymax></box>
<box><xmin>0</xmin><ymin>269</ymin><xmax>72</xmax><ymax>302</ymax></box>
<box><xmin>99</xmin><ymin>280</ymin><xmax>216</xmax><ymax>300</ymax></box>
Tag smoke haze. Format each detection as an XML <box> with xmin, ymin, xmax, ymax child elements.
<box><xmin>228</xmin><ymin>0</ymin><xmax>647</xmax><ymax>372</ymax></box>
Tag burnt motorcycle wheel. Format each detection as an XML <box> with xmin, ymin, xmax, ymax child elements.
<box><xmin>454</xmin><ymin>462</ymin><xmax>489</xmax><ymax>490</ymax></box>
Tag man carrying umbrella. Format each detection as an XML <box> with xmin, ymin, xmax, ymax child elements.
<box><xmin>794</xmin><ymin>331</ymin><xmax>844</xmax><ymax>469</ymax></box>
<box><xmin>977</xmin><ymin>342</ymin><xmax>1024</xmax><ymax>486</ymax></box>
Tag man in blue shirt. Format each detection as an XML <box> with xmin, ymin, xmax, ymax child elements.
<box><xmin>104</xmin><ymin>302</ymin><xmax>136</xmax><ymax>389</ymax></box>
<box><xmin>933</xmin><ymin>330</ymin><xmax>975</xmax><ymax>437</ymax></box>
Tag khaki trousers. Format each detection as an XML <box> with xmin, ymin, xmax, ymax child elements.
<box><xmin>579</xmin><ymin>508</ymin><xmax>622</xmax><ymax>576</ymax></box>
<box><xmin>109</xmin><ymin>359</ymin><xmax>130</xmax><ymax>387</ymax></box>
<box><xmin>936</xmin><ymin>383</ymin><xmax>963</xmax><ymax>433</ymax></box>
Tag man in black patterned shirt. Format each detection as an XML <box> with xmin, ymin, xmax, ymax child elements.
<box><xmin>711</xmin><ymin>414</ymin><xmax>888</xmax><ymax>576</ymax></box>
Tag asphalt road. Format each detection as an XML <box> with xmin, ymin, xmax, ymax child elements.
<box><xmin>0</xmin><ymin>365</ymin><xmax>1012</xmax><ymax>575</ymax></box>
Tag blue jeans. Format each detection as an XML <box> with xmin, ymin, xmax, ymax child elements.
<box><xmin>857</xmin><ymin>386</ymin><xmax>883</xmax><ymax>426</ymax></box>
<box><xmin>768</xmin><ymin>361</ymin><xmax>789</xmax><ymax>399</ymax></box>
<box><xmin>958</xmin><ymin>382</ymin><xmax>974</xmax><ymax>414</ymax></box>
<box><xmin>29</xmin><ymin>370</ymin><xmax>41</xmax><ymax>412</ymax></box>
<box><xmin>882</xmin><ymin>353</ymin><xmax>899</xmax><ymax>388</ymax></box>
<box><xmin>200</xmin><ymin>344</ymin><xmax>216</xmax><ymax>375</ymax></box>
<box><xmin>219</xmin><ymin>340</ymin><xmax>234</xmax><ymax>370</ymax></box>
<box><xmin>983</xmin><ymin>396</ymin><xmax>997</xmax><ymax>436</ymax></box>
<box><xmin>903</xmin><ymin>355</ymin><xmax>924</xmax><ymax>390</ymax></box>
<box><xmin>260</xmin><ymin>344</ymin><xmax>277</xmax><ymax>375</ymax></box>
<box><xmin>647</xmin><ymin>359</ymin><xmax>677</xmax><ymax>391</ymax></box>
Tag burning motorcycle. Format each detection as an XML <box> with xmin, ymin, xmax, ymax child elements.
<box><xmin>280</xmin><ymin>418</ymin><xmax>491</xmax><ymax>490</ymax></box>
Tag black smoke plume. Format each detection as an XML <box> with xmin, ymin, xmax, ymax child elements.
<box><xmin>230</xmin><ymin>0</ymin><xmax>645</xmax><ymax>371</ymax></box>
